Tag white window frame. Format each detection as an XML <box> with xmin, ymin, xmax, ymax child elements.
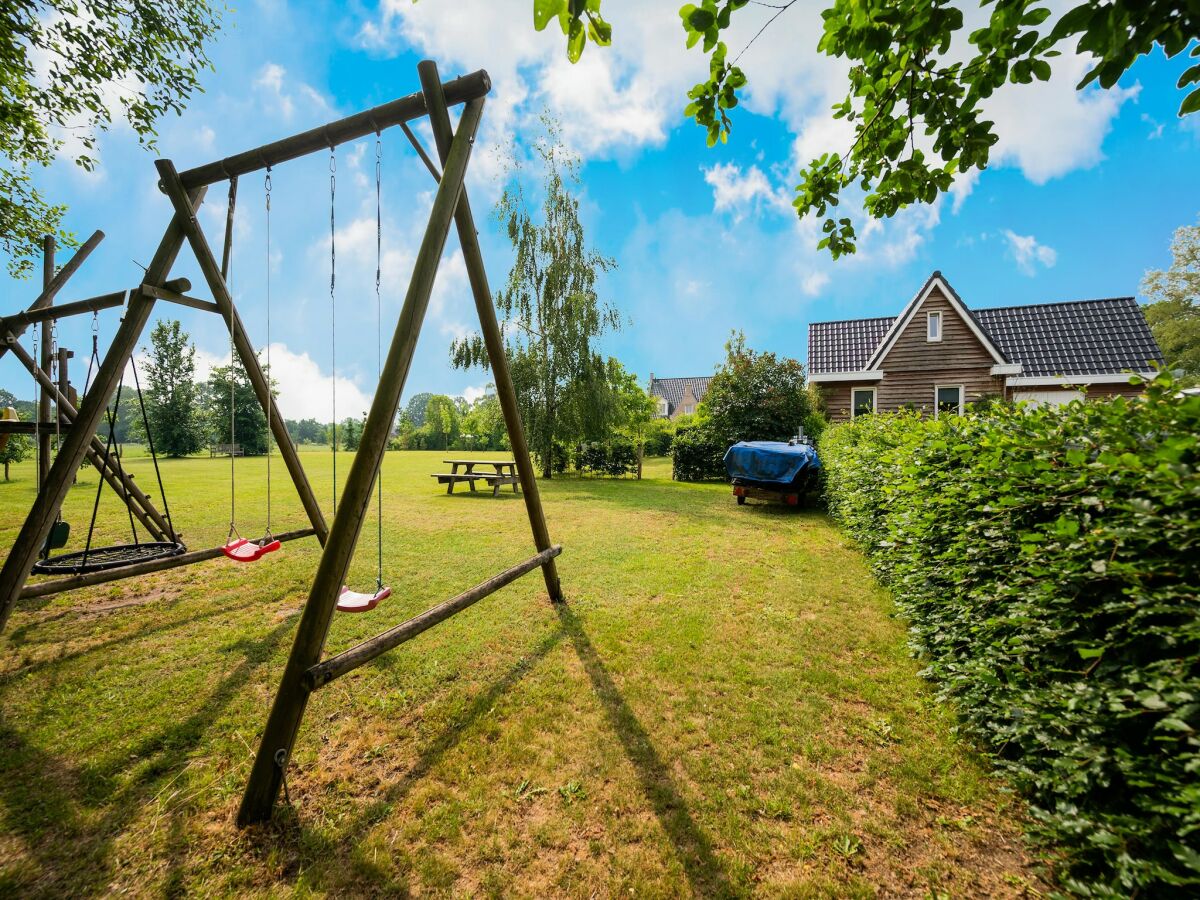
<box><xmin>657</xmin><ymin>398</ymin><xmax>669</xmax><ymax>416</ymax></box>
<box><xmin>684</xmin><ymin>404</ymin><xmax>694</xmax><ymax>415</ymax></box>
<box><xmin>851</xmin><ymin>387</ymin><xmax>877</xmax><ymax>419</ymax></box>
<box><xmin>934</xmin><ymin>384</ymin><xmax>964</xmax><ymax>418</ymax></box>
<box><xmin>927</xmin><ymin>310</ymin><xmax>943</xmax><ymax>342</ymax></box>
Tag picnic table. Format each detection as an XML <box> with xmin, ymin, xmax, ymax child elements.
<box><xmin>431</xmin><ymin>459</ymin><xmax>520</xmax><ymax>496</ymax></box>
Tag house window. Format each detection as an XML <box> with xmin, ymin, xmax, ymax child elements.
<box><xmin>935</xmin><ymin>385</ymin><xmax>963</xmax><ymax>418</ymax></box>
<box><xmin>927</xmin><ymin>311</ymin><xmax>942</xmax><ymax>342</ymax></box>
<box><xmin>684</xmin><ymin>404</ymin><xmax>694</xmax><ymax>415</ymax></box>
<box><xmin>851</xmin><ymin>388</ymin><xmax>876</xmax><ymax>418</ymax></box>
<box><xmin>657</xmin><ymin>398</ymin><xmax>668</xmax><ymax>416</ymax></box>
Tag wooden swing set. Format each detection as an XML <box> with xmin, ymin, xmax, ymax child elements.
<box><xmin>0</xmin><ymin>61</ymin><xmax>563</xmax><ymax>826</ymax></box>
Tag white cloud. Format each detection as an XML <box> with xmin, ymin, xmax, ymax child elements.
<box><xmin>801</xmin><ymin>271</ymin><xmax>829</xmax><ymax>296</ymax></box>
<box><xmin>1003</xmin><ymin>229</ymin><xmax>1057</xmax><ymax>275</ymax></box>
<box><xmin>703</xmin><ymin>162</ymin><xmax>790</xmax><ymax>220</ymax></box>
<box><xmin>986</xmin><ymin>54</ymin><xmax>1139</xmax><ymax>183</ymax></box>
<box><xmin>462</xmin><ymin>383</ymin><xmax>490</xmax><ymax>404</ymax></box>
<box><xmin>254</xmin><ymin>62</ymin><xmax>331</xmax><ymax>122</ymax></box>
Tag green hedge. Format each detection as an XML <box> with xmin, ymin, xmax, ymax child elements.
<box><xmin>821</xmin><ymin>374</ymin><xmax>1200</xmax><ymax>896</ymax></box>
<box><xmin>575</xmin><ymin>438</ymin><xmax>639</xmax><ymax>477</ymax></box>
<box><xmin>671</xmin><ymin>426</ymin><xmax>728</xmax><ymax>481</ymax></box>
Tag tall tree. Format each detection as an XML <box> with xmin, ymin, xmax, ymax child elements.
<box><xmin>701</xmin><ymin>331</ymin><xmax>818</xmax><ymax>443</ymax></box>
<box><xmin>451</xmin><ymin>118</ymin><xmax>620</xmax><ymax>477</ymax></box>
<box><xmin>1142</xmin><ymin>215</ymin><xmax>1200</xmax><ymax>385</ymax></box>
<box><xmin>141</xmin><ymin>320</ymin><xmax>201</xmax><ymax>457</ymax></box>
<box><xmin>2</xmin><ymin>1</ymin><xmax>223</xmax><ymax>276</ymax></box>
<box><xmin>535</xmin><ymin>1</ymin><xmax>1199</xmax><ymax>258</ymax></box>
<box><xmin>423</xmin><ymin>395</ymin><xmax>460</xmax><ymax>451</ymax></box>
<box><xmin>203</xmin><ymin>359</ymin><xmax>268</xmax><ymax>455</ymax></box>
<box><xmin>403</xmin><ymin>392</ymin><xmax>434</xmax><ymax>428</ymax></box>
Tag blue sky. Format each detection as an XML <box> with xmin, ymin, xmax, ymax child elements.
<box><xmin>3</xmin><ymin>0</ymin><xmax>1198</xmax><ymax>420</ymax></box>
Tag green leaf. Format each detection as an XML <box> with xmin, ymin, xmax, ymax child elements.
<box><xmin>1181</xmin><ymin>88</ymin><xmax>1200</xmax><ymax>116</ymax></box>
<box><xmin>533</xmin><ymin>0</ymin><xmax>563</xmax><ymax>31</ymax></box>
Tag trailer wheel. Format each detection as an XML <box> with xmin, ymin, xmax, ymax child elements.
<box><xmin>737</xmin><ymin>495</ymin><xmax>746</xmax><ymax>505</ymax></box>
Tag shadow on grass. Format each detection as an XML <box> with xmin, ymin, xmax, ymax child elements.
<box><xmin>249</xmin><ymin>625</ymin><xmax>568</xmax><ymax>893</ymax></box>
<box><xmin>0</xmin><ymin>615</ymin><xmax>298</xmax><ymax>898</ymax></box>
<box><xmin>554</xmin><ymin>601</ymin><xmax>737</xmax><ymax>898</ymax></box>
<box><xmin>255</xmin><ymin>602</ymin><xmax>733</xmax><ymax>895</ymax></box>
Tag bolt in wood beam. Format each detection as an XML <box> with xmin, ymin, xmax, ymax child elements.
<box><xmin>237</xmin><ymin>95</ymin><xmax>485</xmax><ymax>826</ymax></box>
<box><xmin>418</xmin><ymin>60</ymin><xmax>563</xmax><ymax>602</ymax></box>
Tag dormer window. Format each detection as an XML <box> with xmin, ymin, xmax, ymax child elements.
<box><xmin>657</xmin><ymin>398</ymin><xmax>669</xmax><ymax>416</ymax></box>
<box><xmin>927</xmin><ymin>311</ymin><xmax>942</xmax><ymax>342</ymax></box>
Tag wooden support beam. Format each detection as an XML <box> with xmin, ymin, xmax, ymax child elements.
<box><xmin>0</xmin><ymin>279</ymin><xmax>192</xmax><ymax>332</ymax></box>
<box><xmin>306</xmin><ymin>545</ymin><xmax>562</xmax><ymax>690</ymax></box>
<box><xmin>418</xmin><ymin>61</ymin><xmax>563</xmax><ymax>602</ymax></box>
<box><xmin>175</xmin><ymin>70</ymin><xmax>490</xmax><ymax>190</ymax></box>
<box><xmin>237</xmin><ymin>95</ymin><xmax>485</xmax><ymax>826</ymax></box>
<box><xmin>0</xmin><ymin>421</ymin><xmax>72</xmax><ymax>435</ymax></box>
<box><xmin>156</xmin><ymin>161</ymin><xmax>329</xmax><ymax>549</ymax></box>
<box><xmin>0</xmin><ymin>231</ymin><xmax>104</xmax><ymax>363</ymax></box>
<box><xmin>0</xmin><ymin>190</ymin><xmax>204</xmax><ymax>633</ymax></box>
<box><xmin>20</xmin><ymin>528</ymin><xmax>316</xmax><ymax>600</ymax></box>
<box><xmin>4</xmin><ymin>336</ymin><xmax>172</xmax><ymax>541</ymax></box>
<box><xmin>39</xmin><ymin>236</ymin><xmax>54</xmax><ymax>488</ymax></box>
<box><xmin>141</xmin><ymin>284</ymin><xmax>221</xmax><ymax>315</ymax></box>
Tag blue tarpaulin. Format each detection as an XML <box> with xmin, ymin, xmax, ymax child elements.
<box><xmin>723</xmin><ymin>441</ymin><xmax>821</xmax><ymax>486</ymax></box>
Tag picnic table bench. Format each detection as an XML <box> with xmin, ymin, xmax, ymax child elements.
<box><xmin>431</xmin><ymin>459</ymin><xmax>520</xmax><ymax>496</ymax></box>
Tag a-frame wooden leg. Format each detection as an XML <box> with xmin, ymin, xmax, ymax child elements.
<box><xmin>417</xmin><ymin>60</ymin><xmax>562</xmax><ymax>601</ymax></box>
<box><xmin>156</xmin><ymin>160</ymin><xmax>329</xmax><ymax>548</ymax></box>
<box><xmin>0</xmin><ymin>188</ymin><xmax>207</xmax><ymax>633</ymax></box>
<box><xmin>237</xmin><ymin>97</ymin><xmax>486</xmax><ymax>826</ymax></box>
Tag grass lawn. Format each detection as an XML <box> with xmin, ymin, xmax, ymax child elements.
<box><xmin>0</xmin><ymin>449</ymin><xmax>1044</xmax><ymax>897</ymax></box>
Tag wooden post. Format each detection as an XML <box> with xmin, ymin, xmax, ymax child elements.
<box><xmin>0</xmin><ymin>279</ymin><xmax>192</xmax><ymax>333</ymax></box>
<box><xmin>38</xmin><ymin>236</ymin><xmax>54</xmax><ymax>488</ymax></box>
<box><xmin>156</xmin><ymin>162</ymin><xmax>329</xmax><ymax>548</ymax></box>
<box><xmin>417</xmin><ymin>60</ymin><xmax>563</xmax><ymax>601</ymax></box>
<box><xmin>237</xmin><ymin>95</ymin><xmax>485</xmax><ymax>826</ymax></box>
<box><xmin>0</xmin><ymin>230</ymin><xmax>104</xmax><ymax>364</ymax></box>
<box><xmin>0</xmin><ymin>190</ymin><xmax>204</xmax><ymax>633</ymax></box>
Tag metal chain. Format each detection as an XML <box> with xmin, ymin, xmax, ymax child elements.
<box><xmin>375</xmin><ymin>134</ymin><xmax>384</xmax><ymax>591</ymax></box>
<box><xmin>265</xmin><ymin>167</ymin><xmax>274</xmax><ymax>538</ymax></box>
<box><xmin>50</xmin><ymin>321</ymin><xmax>60</xmax><ymax>442</ymax></box>
<box><xmin>330</xmin><ymin>146</ymin><xmax>337</xmax><ymax>514</ymax></box>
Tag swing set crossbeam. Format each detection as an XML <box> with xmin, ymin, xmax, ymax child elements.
<box><xmin>174</xmin><ymin>69</ymin><xmax>491</xmax><ymax>190</ymax></box>
<box><xmin>306</xmin><ymin>544</ymin><xmax>562</xmax><ymax>690</ymax></box>
<box><xmin>20</xmin><ymin>527</ymin><xmax>318</xmax><ymax>600</ymax></box>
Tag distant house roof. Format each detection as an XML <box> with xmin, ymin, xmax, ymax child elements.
<box><xmin>649</xmin><ymin>376</ymin><xmax>713</xmax><ymax>413</ymax></box>
<box><xmin>808</xmin><ymin>278</ymin><xmax>1164</xmax><ymax>377</ymax></box>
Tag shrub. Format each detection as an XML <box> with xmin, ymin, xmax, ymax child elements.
<box><xmin>822</xmin><ymin>374</ymin><xmax>1200</xmax><ymax>896</ymax></box>
<box><xmin>671</xmin><ymin>425</ymin><xmax>728</xmax><ymax>481</ymax></box>
<box><xmin>575</xmin><ymin>438</ymin><xmax>638</xmax><ymax>477</ymax></box>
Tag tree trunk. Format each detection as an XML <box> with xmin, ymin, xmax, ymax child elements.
<box><xmin>4</xmin><ymin>461</ymin><xmax>8</xmax><ymax>481</ymax></box>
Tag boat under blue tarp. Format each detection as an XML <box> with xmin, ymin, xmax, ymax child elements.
<box><xmin>723</xmin><ymin>440</ymin><xmax>821</xmax><ymax>486</ymax></box>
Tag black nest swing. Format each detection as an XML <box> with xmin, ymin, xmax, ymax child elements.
<box><xmin>31</xmin><ymin>342</ymin><xmax>185</xmax><ymax>577</ymax></box>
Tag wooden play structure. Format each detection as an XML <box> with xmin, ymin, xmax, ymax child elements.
<box><xmin>0</xmin><ymin>61</ymin><xmax>563</xmax><ymax>826</ymax></box>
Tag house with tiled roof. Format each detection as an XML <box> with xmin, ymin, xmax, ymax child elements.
<box><xmin>648</xmin><ymin>375</ymin><xmax>712</xmax><ymax>420</ymax></box>
<box><xmin>809</xmin><ymin>272</ymin><xmax>1164</xmax><ymax>422</ymax></box>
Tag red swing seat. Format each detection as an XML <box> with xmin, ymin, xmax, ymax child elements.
<box><xmin>222</xmin><ymin>535</ymin><xmax>282</xmax><ymax>563</ymax></box>
<box><xmin>336</xmin><ymin>584</ymin><xmax>391</xmax><ymax>613</ymax></box>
